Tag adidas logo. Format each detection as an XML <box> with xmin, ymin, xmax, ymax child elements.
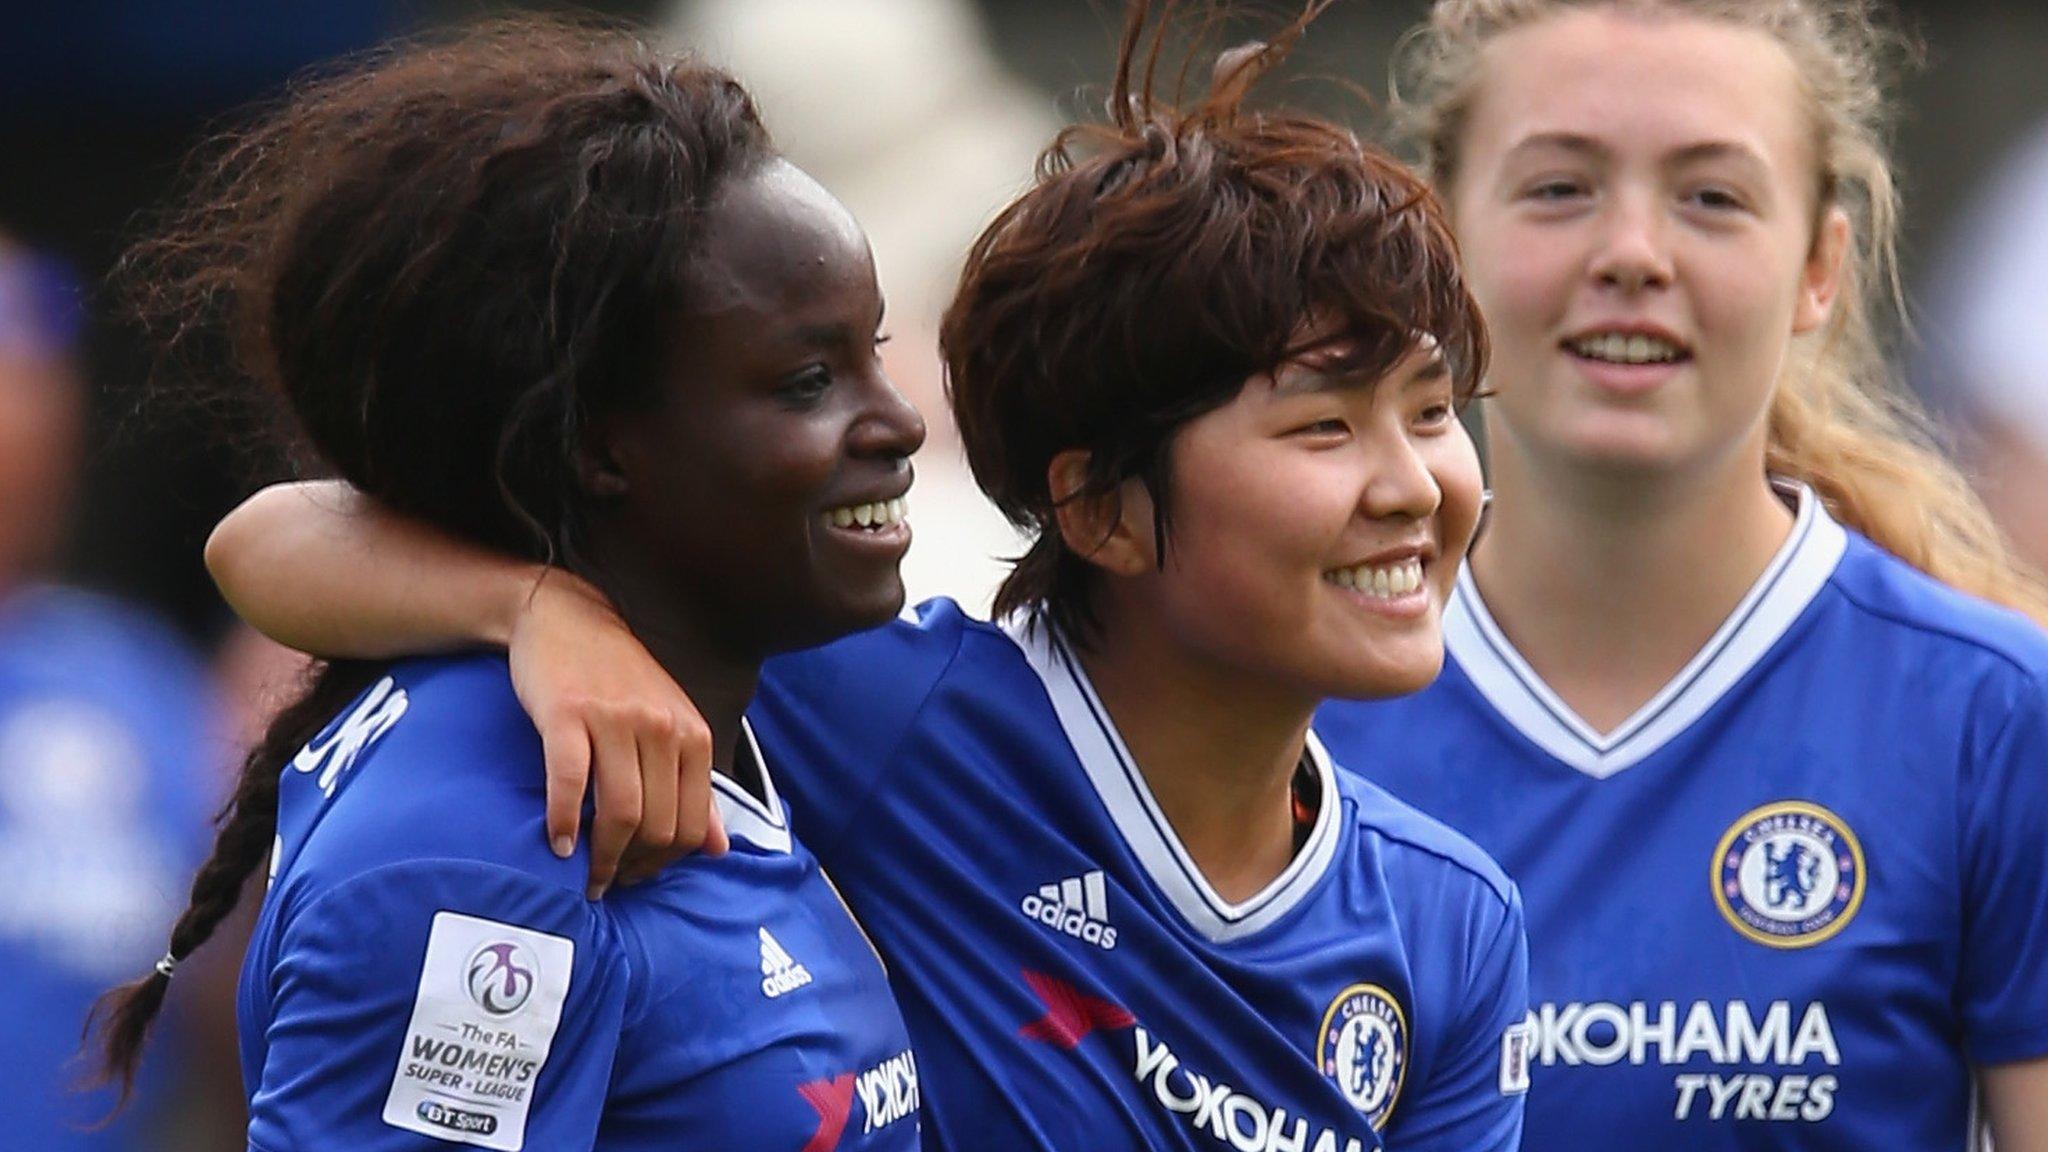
<box><xmin>759</xmin><ymin>927</ymin><xmax>813</xmax><ymax>998</ymax></box>
<box><xmin>1020</xmin><ymin>870</ymin><xmax>1118</xmax><ymax>950</ymax></box>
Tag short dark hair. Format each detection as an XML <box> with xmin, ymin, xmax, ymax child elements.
<box><xmin>942</xmin><ymin>0</ymin><xmax>1486</xmax><ymax>644</ymax></box>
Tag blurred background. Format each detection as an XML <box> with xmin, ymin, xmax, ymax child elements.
<box><xmin>1</xmin><ymin>0</ymin><xmax>2043</xmax><ymax>1146</ymax></box>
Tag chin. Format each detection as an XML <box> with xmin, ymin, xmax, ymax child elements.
<box><xmin>1321</xmin><ymin>647</ymin><xmax>1445</xmax><ymax>703</ymax></box>
<box><xmin>770</xmin><ymin>580</ymin><xmax>906</xmax><ymax>654</ymax></box>
<box><xmin>1548</xmin><ymin>429</ymin><xmax>1695</xmax><ymax>477</ymax></box>
<box><xmin>836</xmin><ymin>577</ymin><xmax>910</xmax><ymax>630</ymax></box>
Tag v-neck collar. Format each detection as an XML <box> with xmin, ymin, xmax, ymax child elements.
<box><xmin>999</xmin><ymin>612</ymin><xmax>1344</xmax><ymax>944</ymax></box>
<box><xmin>1446</xmin><ymin>480</ymin><xmax>1847</xmax><ymax>780</ymax></box>
<box><xmin>712</xmin><ymin>720</ymin><xmax>791</xmax><ymax>854</ymax></box>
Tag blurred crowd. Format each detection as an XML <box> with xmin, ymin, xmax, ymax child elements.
<box><xmin>2</xmin><ymin>0</ymin><xmax>2044</xmax><ymax>1146</ymax></box>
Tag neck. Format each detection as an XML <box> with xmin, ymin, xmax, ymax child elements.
<box><xmin>1074</xmin><ymin>594</ymin><xmax>1312</xmax><ymax>904</ymax></box>
<box><xmin>1470</xmin><ymin>436</ymin><xmax>1794</xmax><ymax>733</ymax></box>
<box><xmin>578</xmin><ymin>545</ymin><xmax>761</xmax><ymax>773</ymax></box>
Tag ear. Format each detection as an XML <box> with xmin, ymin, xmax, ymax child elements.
<box><xmin>1793</xmin><ymin>206</ymin><xmax>1852</xmax><ymax>335</ymax></box>
<box><xmin>573</xmin><ymin>421</ymin><xmax>632</xmax><ymax>500</ymax></box>
<box><xmin>1047</xmin><ymin>449</ymin><xmax>1154</xmax><ymax>578</ymax></box>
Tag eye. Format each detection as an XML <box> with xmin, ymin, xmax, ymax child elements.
<box><xmin>1415</xmin><ymin>401</ymin><xmax>1457</xmax><ymax>430</ymax></box>
<box><xmin>777</xmin><ymin>364</ymin><xmax>833</xmax><ymax>405</ymax></box>
<box><xmin>1685</xmin><ymin>185</ymin><xmax>1749</xmax><ymax>212</ymax></box>
<box><xmin>1521</xmin><ymin>177</ymin><xmax>1589</xmax><ymax>203</ymax></box>
<box><xmin>874</xmin><ymin>331</ymin><xmax>893</xmax><ymax>349</ymax></box>
<box><xmin>1287</xmin><ymin>418</ymin><xmax>1351</xmax><ymax>441</ymax></box>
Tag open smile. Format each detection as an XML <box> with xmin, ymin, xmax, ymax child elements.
<box><xmin>820</xmin><ymin>496</ymin><xmax>907</xmax><ymax>531</ymax></box>
<box><xmin>1322</xmin><ymin>551</ymin><xmax>1433</xmax><ymax>619</ymax></box>
<box><xmin>818</xmin><ymin>495</ymin><xmax>912</xmax><ymax>558</ymax></box>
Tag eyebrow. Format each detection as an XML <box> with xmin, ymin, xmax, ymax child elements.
<box><xmin>1404</xmin><ymin>357</ymin><xmax>1452</xmax><ymax>386</ymax></box>
<box><xmin>1505</xmin><ymin>132</ymin><xmax>1769</xmax><ymax>171</ymax></box>
<box><xmin>1271</xmin><ymin>351</ymin><xmax>1449</xmax><ymax>396</ymax></box>
<box><xmin>781</xmin><ymin>300</ymin><xmax>887</xmax><ymax>351</ymax></box>
<box><xmin>785</xmin><ymin>322</ymin><xmax>856</xmax><ymax>349</ymax></box>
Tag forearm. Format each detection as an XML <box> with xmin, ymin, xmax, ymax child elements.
<box><xmin>1985</xmin><ymin>1056</ymin><xmax>2048</xmax><ymax>1152</ymax></box>
<box><xmin>206</xmin><ymin>480</ymin><xmax>559</xmax><ymax>658</ymax></box>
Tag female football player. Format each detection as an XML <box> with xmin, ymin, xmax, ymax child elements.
<box><xmin>91</xmin><ymin>23</ymin><xmax>928</xmax><ymax>1150</ymax></box>
<box><xmin>1310</xmin><ymin>1</ymin><xmax>2048</xmax><ymax>1149</ymax></box>
<box><xmin>199</xmin><ymin>3</ymin><xmax>1531</xmax><ymax>1149</ymax></box>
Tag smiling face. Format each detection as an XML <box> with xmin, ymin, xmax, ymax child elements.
<box><xmin>1103</xmin><ymin>341</ymin><xmax>1484</xmax><ymax>702</ymax></box>
<box><xmin>1446</xmin><ymin>7</ymin><xmax>1845</xmax><ymax>479</ymax></box>
<box><xmin>600</xmin><ymin>159</ymin><xmax>925</xmax><ymax>656</ymax></box>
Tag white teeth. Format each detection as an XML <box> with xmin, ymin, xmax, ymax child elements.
<box><xmin>1570</xmin><ymin>332</ymin><xmax>1682</xmax><ymax>364</ymax></box>
<box><xmin>1325</xmin><ymin>557</ymin><xmax>1424</xmax><ymax>599</ymax></box>
<box><xmin>823</xmin><ymin>497</ymin><xmax>909</xmax><ymax>531</ymax></box>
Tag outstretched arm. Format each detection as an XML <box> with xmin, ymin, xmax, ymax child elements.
<box><xmin>207</xmin><ymin>481</ymin><xmax>725</xmax><ymax>895</ymax></box>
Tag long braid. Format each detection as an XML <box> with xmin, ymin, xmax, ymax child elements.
<box><xmin>86</xmin><ymin>659</ymin><xmax>382</xmax><ymax>1102</ymax></box>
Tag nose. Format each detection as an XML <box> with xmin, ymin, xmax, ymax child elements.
<box><xmin>1360</xmin><ymin>425</ymin><xmax>1442</xmax><ymax>523</ymax></box>
<box><xmin>850</xmin><ymin>369</ymin><xmax>927</xmax><ymax>464</ymax></box>
<box><xmin>1590</xmin><ymin>191</ymin><xmax>1674</xmax><ymax>294</ymax></box>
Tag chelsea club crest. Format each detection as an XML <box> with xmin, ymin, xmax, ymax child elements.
<box><xmin>1317</xmin><ymin>983</ymin><xmax>1408</xmax><ymax>1130</ymax></box>
<box><xmin>1713</xmin><ymin>800</ymin><xmax>1866</xmax><ymax>949</ymax></box>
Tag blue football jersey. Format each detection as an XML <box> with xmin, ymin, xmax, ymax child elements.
<box><xmin>242</xmin><ymin>654</ymin><xmax>919</xmax><ymax>1152</ymax></box>
<box><xmin>0</xmin><ymin>587</ymin><xmax>217</xmax><ymax>1152</ymax></box>
<box><xmin>753</xmin><ymin>603</ymin><xmax>1529</xmax><ymax>1152</ymax></box>
<box><xmin>1314</xmin><ymin>485</ymin><xmax>2048</xmax><ymax>1151</ymax></box>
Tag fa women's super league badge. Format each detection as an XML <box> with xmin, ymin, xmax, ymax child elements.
<box><xmin>1713</xmin><ymin>801</ymin><xmax>1866</xmax><ymax>948</ymax></box>
<box><xmin>1317</xmin><ymin>984</ymin><xmax>1408</xmax><ymax>1130</ymax></box>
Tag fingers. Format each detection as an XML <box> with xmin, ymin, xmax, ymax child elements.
<box><xmin>615</xmin><ymin>711</ymin><xmax>717</xmax><ymax>886</ymax></box>
<box><xmin>703</xmin><ymin>793</ymin><xmax>730</xmax><ymax>858</ymax></box>
<box><xmin>586</xmin><ymin>721</ymin><xmax>642</xmax><ymax>900</ymax></box>
<box><xmin>672</xmin><ymin>719</ymin><xmax>714</xmax><ymax>863</ymax></box>
<box><xmin>540</xmin><ymin>718</ymin><xmax>592</xmax><ymax>860</ymax></box>
<box><xmin>635</xmin><ymin>724</ymin><xmax>681</xmax><ymax>858</ymax></box>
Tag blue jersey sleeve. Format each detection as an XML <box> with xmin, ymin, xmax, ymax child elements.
<box><xmin>1392</xmin><ymin>883</ymin><xmax>1530</xmax><ymax>1152</ymax></box>
<box><xmin>248</xmin><ymin>859</ymin><xmax>630</xmax><ymax>1152</ymax></box>
<box><xmin>1957</xmin><ymin>667</ymin><xmax>2048</xmax><ymax>1066</ymax></box>
<box><xmin>753</xmin><ymin>601</ymin><xmax>969</xmax><ymax>856</ymax></box>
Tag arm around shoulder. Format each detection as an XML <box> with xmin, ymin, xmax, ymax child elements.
<box><xmin>208</xmin><ymin>481</ymin><xmax>723</xmax><ymax>883</ymax></box>
<box><xmin>207</xmin><ymin>479</ymin><xmax>546</xmax><ymax>658</ymax></box>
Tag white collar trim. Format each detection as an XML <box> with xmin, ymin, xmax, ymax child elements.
<box><xmin>999</xmin><ymin>613</ymin><xmax>1343</xmax><ymax>944</ymax></box>
<box><xmin>1446</xmin><ymin>481</ymin><xmax>1847</xmax><ymax>779</ymax></box>
<box><xmin>712</xmin><ymin>720</ymin><xmax>791</xmax><ymax>854</ymax></box>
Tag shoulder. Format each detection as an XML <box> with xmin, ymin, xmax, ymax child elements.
<box><xmin>1329</xmin><ymin>756</ymin><xmax>1518</xmax><ymax>914</ymax></box>
<box><xmin>369</xmin><ymin>650</ymin><xmax>533</xmax><ymax>736</ymax></box>
<box><xmin>1821</xmin><ymin>534</ymin><xmax>2048</xmax><ymax>696</ymax></box>
<box><xmin>318</xmin><ymin>653</ymin><xmax>540</xmax><ymax>794</ymax></box>
<box><xmin>763</xmin><ymin>598</ymin><xmax>977</xmax><ymax>685</ymax></box>
<box><xmin>286</xmin><ymin>653</ymin><xmax>578</xmax><ymax>894</ymax></box>
<box><xmin>756</xmin><ymin>597</ymin><xmax>1007</xmax><ymax>728</ymax></box>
